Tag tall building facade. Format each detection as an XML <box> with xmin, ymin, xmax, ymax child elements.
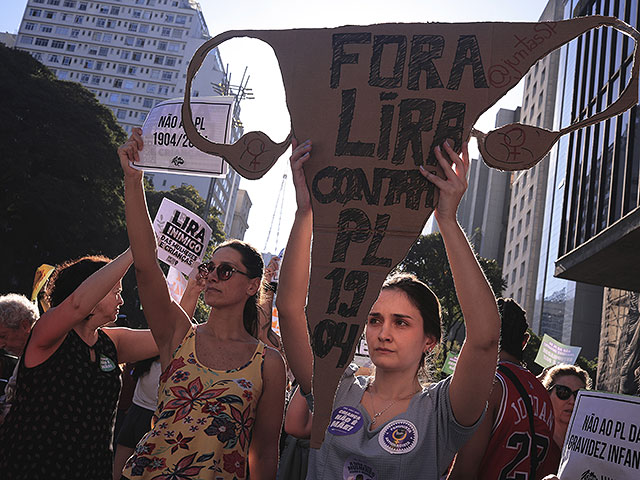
<box><xmin>550</xmin><ymin>0</ymin><xmax>640</xmax><ymax>385</ymax></box>
<box><xmin>457</xmin><ymin>108</ymin><xmax>514</xmax><ymax>265</ymax></box>
<box><xmin>229</xmin><ymin>189</ymin><xmax>252</xmax><ymax>240</ymax></box>
<box><xmin>503</xmin><ymin>0</ymin><xmax>563</xmax><ymax>321</ymax></box>
<box><xmin>14</xmin><ymin>0</ymin><xmax>246</xmax><ymax>236</ymax></box>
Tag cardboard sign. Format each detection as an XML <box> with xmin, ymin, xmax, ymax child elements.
<box><xmin>152</xmin><ymin>198</ymin><xmax>212</xmax><ymax>276</ymax></box>
<box><xmin>134</xmin><ymin>96</ymin><xmax>233</xmax><ymax>177</ymax></box>
<box><xmin>182</xmin><ymin>17</ymin><xmax>640</xmax><ymax>447</ymax></box>
<box><xmin>535</xmin><ymin>333</ymin><xmax>582</xmax><ymax>368</ymax></box>
<box><xmin>442</xmin><ymin>352</ymin><xmax>459</xmax><ymax>376</ymax></box>
<box><xmin>558</xmin><ymin>391</ymin><xmax>640</xmax><ymax>479</ymax></box>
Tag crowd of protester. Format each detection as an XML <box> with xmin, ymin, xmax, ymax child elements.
<box><xmin>0</xmin><ymin>130</ymin><xmax>594</xmax><ymax>479</ymax></box>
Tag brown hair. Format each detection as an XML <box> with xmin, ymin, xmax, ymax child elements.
<box><xmin>541</xmin><ymin>364</ymin><xmax>592</xmax><ymax>390</ymax></box>
<box><xmin>212</xmin><ymin>240</ymin><xmax>264</xmax><ymax>337</ymax></box>
<box><xmin>45</xmin><ymin>255</ymin><xmax>110</xmax><ymax>308</ymax></box>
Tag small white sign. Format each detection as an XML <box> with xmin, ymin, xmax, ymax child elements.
<box><xmin>153</xmin><ymin>198</ymin><xmax>212</xmax><ymax>276</ymax></box>
<box><xmin>558</xmin><ymin>390</ymin><xmax>640</xmax><ymax>479</ymax></box>
<box><xmin>135</xmin><ymin>96</ymin><xmax>234</xmax><ymax>177</ymax></box>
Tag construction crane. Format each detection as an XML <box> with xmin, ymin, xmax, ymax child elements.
<box><xmin>264</xmin><ymin>173</ymin><xmax>288</xmax><ymax>253</ymax></box>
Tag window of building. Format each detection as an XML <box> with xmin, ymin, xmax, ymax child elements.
<box><xmin>106</xmin><ymin>20</ymin><xmax>115</xmax><ymax>29</ymax></box>
<box><xmin>48</xmin><ymin>54</ymin><xmax>59</xmax><ymax>63</ymax></box>
<box><xmin>129</xmin><ymin>23</ymin><xmax>139</xmax><ymax>32</ymax></box>
<box><xmin>80</xmin><ymin>73</ymin><xmax>90</xmax><ymax>83</ymax></box>
<box><xmin>62</xmin><ymin>56</ymin><xmax>71</xmax><ymax>65</ymax></box>
<box><xmin>44</xmin><ymin>11</ymin><xmax>56</xmax><ymax>19</ymax></box>
<box><xmin>40</xmin><ymin>25</ymin><xmax>52</xmax><ymax>33</ymax></box>
<box><xmin>158</xmin><ymin>41</ymin><xmax>167</xmax><ymax>51</ymax></box>
<box><xmin>84</xmin><ymin>59</ymin><xmax>94</xmax><ymax>69</ymax></box>
<box><xmin>63</xmin><ymin>0</ymin><xmax>76</xmax><ymax>7</ymax></box>
<box><xmin>92</xmin><ymin>31</ymin><xmax>102</xmax><ymax>41</ymax></box>
<box><xmin>56</xmin><ymin>26</ymin><xmax>70</xmax><ymax>36</ymax></box>
<box><xmin>78</xmin><ymin>2</ymin><xmax>87</xmax><ymax>10</ymax></box>
<box><xmin>116</xmin><ymin>109</ymin><xmax>127</xmax><ymax>120</ymax></box>
<box><xmin>514</xmin><ymin>181</ymin><xmax>519</xmax><ymax>195</ymax></box>
<box><xmin>517</xmin><ymin>288</ymin><xmax>522</xmax><ymax>303</ymax></box>
<box><xmin>110</xmin><ymin>93</ymin><xmax>120</xmax><ymax>102</ymax></box>
<box><xmin>29</xmin><ymin>9</ymin><xmax>42</xmax><ymax>17</ymax></box>
<box><xmin>154</xmin><ymin>55</ymin><xmax>164</xmax><ymax>65</ymax></box>
<box><xmin>135</xmin><ymin>38</ymin><xmax>145</xmax><ymax>47</ymax></box>
<box><xmin>176</xmin><ymin>15</ymin><xmax>187</xmax><ymax>24</ymax></box>
<box><xmin>517</xmin><ymin>219</ymin><xmax>522</xmax><ymax>235</ymax></box>
<box><xmin>526</xmin><ymin>210</ymin><xmax>531</xmax><ymax>226</ymax></box>
<box><xmin>523</xmin><ymin>235</ymin><xmax>528</xmax><ymax>251</ymax></box>
<box><xmin>132</xmin><ymin>52</ymin><xmax>142</xmax><ymax>61</ymax></box>
<box><xmin>91</xmin><ymin>75</ymin><xmax>100</xmax><ymax>85</ymax></box>
<box><xmin>512</xmin><ymin>205</ymin><xmax>516</xmax><ymax>220</ymax></box>
<box><xmin>133</xmin><ymin>9</ymin><xmax>142</xmax><ymax>18</ymax></box>
<box><xmin>511</xmin><ymin>269</ymin><xmax>517</xmax><ymax>285</ymax></box>
<box><xmin>520</xmin><ymin>196</ymin><xmax>525</xmax><ymax>211</ymax></box>
<box><xmin>95</xmin><ymin>61</ymin><xmax>104</xmax><ymax>71</ymax></box>
<box><xmin>520</xmin><ymin>261</ymin><xmax>525</xmax><ymax>278</ymax></box>
<box><xmin>74</xmin><ymin>15</ymin><xmax>82</xmax><ymax>24</ymax></box>
<box><xmin>25</xmin><ymin>22</ymin><xmax>37</xmax><ymax>30</ymax></box>
<box><xmin>99</xmin><ymin>5</ymin><xmax>109</xmax><ymax>14</ymax></box>
<box><xmin>143</xmin><ymin>97</ymin><xmax>153</xmax><ymax>108</ymax></box>
<box><xmin>103</xmin><ymin>33</ymin><xmax>112</xmax><ymax>43</ymax></box>
<box><xmin>161</xmin><ymin>71</ymin><xmax>172</xmax><ymax>80</ymax></box>
<box><xmin>66</xmin><ymin>43</ymin><xmax>76</xmax><ymax>51</ymax></box>
<box><xmin>120</xmin><ymin>95</ymin><xmax>131</xmax><ymax>105</ymax></box>
<box><xmin>171</xmin><ymin>29</ymin><xmax>183</xmax><ymax>39</ymax></box>
<box><xmin>158</xmin><ymin>85</ymin><xmax>169</xmax><ymax>95</ymax></box>
<box><xmin>128</xmin><ymin>66</ymin><xmax>137</xmax><ymax>75</ymax></box>
<box><xmin>19</xmin><ymin>35</ymin><xmax>34</xmax><ymax>44</ymax></box>
<box><xmin>117</xmin><ymin>64</ymin><xmax>127</xmax><ymax>74</ymax></box>
<box><xmin>515</xmin><ymin>243</ymin><xmax>520</xmax><ymax>259</ymax></box>
<box><xmin>150</xmin><ymin>69</ymin><xmax>160</xmax><ymax>79</ymax></box>
<box><xmin>161</xmin><ymin>27</ymin><xmax>171</xmax><ymax>37</ymax></box>
<box><xmin>34</xmin><ymin>37</ymin><xmax>49</xmax><ymax>46</ymax></box>
<box><xmin>96</xmin><ymin>18</ymin><xmax>106</xmax><ymax>27</ymax></box>
<box><xmin>528</xmin><ymin>186</ymin><xmax>534</xmax><ymax>202</ymax></box>
<box><xmin>121</xmin><ymin>50</ymin><xmax>130</xmax><ymax>60</ymax></box>
<box><xmin>98</xmin><ymin>47</ymin><xmax>109</xmax><ymax>56</ymax></box>
<box><xmin>165</xmin><ymin>57</ymin><xmax>176</xmax><ymax>67</ymax></box>
<box><xmin>110</xmin><ymin>6</ymin><xmax>120</xmax><ymax>15</ymax></box>
<box><xmin>114</xmin><ymin>79</ymin><xmax>123</xmax><ymax>88</ymax></box>
<box><xmin>143</xmin><ymin>11</ymin><xmax>152</xmax><ymax>20</ymax></box>
<box><xmin>146</xmin><ymin>84</ymin><xmax>157</xmax><ymax>93</ymax></box>
<box><xmin>71</xmin><ymin>28</ymin><xmax>79</xmax><ymax>37</ymax></box>
<box><xmin>168</xmin><ymin>42</ymin><xmax>179</xmax><ymax>52</ymax></box>
<box><xmin>507</xmin><ymin>250</ymin><xmax>511</xmax><ymax>265</ymax></box>
<box><xmin>139</xmin><ymin>24</ymin><xmax>149</xmax><ymax>33</ymax></box>
<box><xmin>124</xmin><ymin>36</ymin><xmax>134</xmax><ymax>46</ymax></box>
<box><xmin>510</xmin><ymin>227</ymin><xmax>514</xmax><ymax>242</ymax></box>
<box><xmin>88</xmin><ymin>46</ymin><xmax>98</xmax><ymax>55</ymax></box>
<box><xmin>165</xmin><ymin>14</ymin><xmax>175</xmax><ymax>23</ymax></box>
<box><xmin>57</xmin><ymin>70</ymin><xmax>68</xmax><ymax>79</ymax></box>
<box><xmin>124</xmin><ymin>80</ymin><xmax>135</xmax><ymax>89</ymax></box>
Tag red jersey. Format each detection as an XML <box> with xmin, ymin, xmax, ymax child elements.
<box><xmin>478</xmin><ymin>362</ymin><xmax>556</xmax><ymax>480</ymax></box>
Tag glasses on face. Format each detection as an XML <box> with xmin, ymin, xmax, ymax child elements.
<box><xmin>198</xmin><ymin>262</ymin><xmax>249</xmax><ymax>281</ymax></box>
<box><xmin>549</xmin><ymin>384</ymin><xmax>580</xmax><ymax>401</ymax></box>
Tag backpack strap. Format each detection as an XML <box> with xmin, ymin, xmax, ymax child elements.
<box><xmin>497</xmin><ymin>363</ymin><xmax>539</xmax><ymax>479</ymax></box>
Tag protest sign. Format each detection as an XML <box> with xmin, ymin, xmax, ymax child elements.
<box><xmin>153</xmin><ymin>198</ymin><xmax>212</xmax><ymax>276</ymax></box>
<box><xmin>442</xmin><ymin>352</ymin><xmax>459</xmax><ymax>376</ymax></box>
<box><xmin>166</xmin><ymin>266</ymin><xmax>189</xmax><ymax>303</ymax></box>
<box><xmin>182</xmin><ymin>17</ymin><xmax>640</xmax><ymax>447</ymax></box>
<box><xmin>31</xmin><ymin>264</ymin><xmax>55</xmax><ymax>303</ymax></box>
<box><xmin>134</xmin><ymin>96</ymin><xmax>233</xmax><ymax>177</ymax></box>
<box><xmin>535</xmin><ymin>333</ymin><xmax>582</xmax><ymax>368</ymax></box>
<box><xmin>558</xmin><ymin>391</ymin><xmax>640</xmax><ymax>479</ymax></box>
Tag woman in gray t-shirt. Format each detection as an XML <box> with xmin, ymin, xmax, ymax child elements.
<box><xmin>277</xmin><ymin>139</ymin><xmax>501</xmax><ymax>479</ymax></box>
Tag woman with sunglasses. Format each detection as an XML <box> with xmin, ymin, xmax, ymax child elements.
<box><xmin>277</xmin><ymin>138</ymin><xmax>500</xmax><ymax>479</ymax></box>
<box><xmin>541</xmin><ymin>364</ymin><xmax>591</xmax><ymax>451</ymax></box>
<box><xmin>117</xmin><ymin>129</ymin><xmax>286</xmax><ymax>480</ymax></box>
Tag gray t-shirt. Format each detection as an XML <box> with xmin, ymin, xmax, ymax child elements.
<box><xmin>306</xmin><ymin>365</ymin><xmax>482</xmax><ymax>480</ymax></box>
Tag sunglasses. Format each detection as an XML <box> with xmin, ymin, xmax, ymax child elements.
<box><xmin>198</xmin><ymin>262</ymin><xmax>249</xmax><ymax>281</ymax></box>
<box><xmin>549</xmin><ymin>384</ymin><xmax>580</xmax><ymax>401</ymax></box>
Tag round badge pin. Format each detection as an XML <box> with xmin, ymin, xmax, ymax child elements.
<box><xmin>327</xmin><ymin>405</ymin><xmax>364</xmax><ymax>436</ymax></box>
<box><xmin>378</xmin><ymin>419</ymin><xmax>418</xmax><ymax>454</ymax></box>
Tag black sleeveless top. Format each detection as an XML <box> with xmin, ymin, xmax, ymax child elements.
<box><xmin>0</xmin><ymin>328</ymin><xmax>122</xmax><ymax>479</ymax></box>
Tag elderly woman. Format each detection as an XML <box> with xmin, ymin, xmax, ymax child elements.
<box><xmin>0</xmin><ymin>293</ymin><xmax>40</xmax><ymax>424</ymax></box>
<box><xmin>540</xmin><ymin>364</ymin><xmax>592</xmax><ymax>450</ymax></box>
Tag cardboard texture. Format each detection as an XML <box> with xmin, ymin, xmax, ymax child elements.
<box><xmin>182</xmin><ymin>16</ymin><xmax>640</xmax><ymax>448</ymax></box>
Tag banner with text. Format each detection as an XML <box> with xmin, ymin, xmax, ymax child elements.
<box><xmin>135</xmin><ymin>96</ymin><xmax>233</xmax><ymax>177</ymax></box>
<box><xmin>535</xmin><ymin>333</ymin><xmax>582</xmax><ymax>368</ymax></box>
<box><xmin>153</xmin><ymin>198</ymin><xmax>212</xmax><ymax>276</ymax></box>
<box><xmin>442</xmin><ymin>352</ymin><xmax>459</xmax><ymax>376</ymax></box>
<box><xmin>559</xmin><ymin>390</ymin><xmax>640</xmax><ymax>479</ymax></box>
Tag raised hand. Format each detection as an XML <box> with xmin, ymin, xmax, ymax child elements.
<box><xmin>420</xmin><ymin>141</ymin><xmax>469</xmax><ymax>225</ymax></box>
<box><xmin>289</xmin><ymin>138</ymin><xmax>312</xmax><ymax>214</ymax></box>
<box><xmin>118</xmin><ymin>127</ymin><xmax>144</xmax><ymax>181</ymax></box>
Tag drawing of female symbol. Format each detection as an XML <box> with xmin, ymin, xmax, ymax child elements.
<box><xmin>240</xmin><ymin>137</ymin><xmax>267</xmax><ymax>171</ymax></box>
<box><xmin>496</xmin><ymin>127</ymin><xmax>532</xmax><ymax>163</ymax></box>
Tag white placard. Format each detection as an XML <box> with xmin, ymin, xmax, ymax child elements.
<box><xmin>153</xmin><ymin>198</ymin><xmax>212</xmax><ymax>275</ymax></box>
<box><xmin>558</xmin><ymin>390</ymin><xmax>640</xmax><ymax>479</ymax></box>
<box><xmin>135</xmin><ymin>96</ymin><xmax>234</xmax><ymax>177</ymax></box>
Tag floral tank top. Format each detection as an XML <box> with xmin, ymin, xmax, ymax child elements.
<box><xmin>122</xmin><ymin>327</ymin><xmax>265</xmax><ymax>480</ymax></box>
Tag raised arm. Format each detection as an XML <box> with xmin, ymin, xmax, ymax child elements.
<box><xmin>422</xmin><ymin>141</ymin><xmax>500</xmax><ymax>426</ymax></box>
<box><xmin>276</xmin><ymin>139</ymin><xmax>314</xmax><ymax>394</ymax></box>
<box><xmin>119</xmin><ymin>129</ymin><xmax>192</xmax><ymax>366</ymax></box>
<box><xmin>26</xmin><ymin>249</ymin><xmax>133</xmax><ymax>366</ymax></box>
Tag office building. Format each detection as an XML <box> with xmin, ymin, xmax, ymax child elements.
<box><xmin>14</xmin><ymin>0</ymin><xmax>246</xmax><ymax>236</ymax></box>
<box><xmin>229</xmin><ymin>189</ymin><xmax>252</xmax><ymax>240</ymax></box>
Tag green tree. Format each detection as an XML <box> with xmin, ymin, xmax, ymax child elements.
<box><xmin>397</xmin><ymin>232</ymin><xmax>506</xmax><ymax>378</ymax></box>
<box><xmin>0</xmin><ymin>44</ymin><xmax>128</xmax><ymax>294</ymax></box>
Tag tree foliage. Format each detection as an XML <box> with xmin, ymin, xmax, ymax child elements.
<box><xmin>0</xmin><ymin>45</ymin><xmax>225</xmax><ymax>327</ymax></box>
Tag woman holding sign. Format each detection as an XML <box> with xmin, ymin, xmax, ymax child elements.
<box><xmin>277</xmin><ymin>139</ymin><xmax>500</xmax><ymax>479</ymax></box>
<box><xmin>0</xmin><ymin>250</ymin><xmax>158</xmax><ymax>480</ymax></box>
<box><xmin>118</xmin><ymin>129</ymin><xmax>286</xmax><ymax>480</ymax></box>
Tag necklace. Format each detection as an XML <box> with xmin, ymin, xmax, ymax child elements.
<box><xmin>367</xmin><ymin>383</ymin><xmax>421</xmax><ymax>426</ymax></box>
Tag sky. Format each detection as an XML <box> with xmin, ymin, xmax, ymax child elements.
<box><xmin>2</xmin><ymin>0</ymin><xmax>552</xmax><ymax>254</ymax></box>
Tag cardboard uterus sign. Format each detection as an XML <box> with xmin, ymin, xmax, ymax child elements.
<box><xmin>182</xmin><ymin>16</ymin><xmax>640</xmax><ymax>447</ymax></box>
